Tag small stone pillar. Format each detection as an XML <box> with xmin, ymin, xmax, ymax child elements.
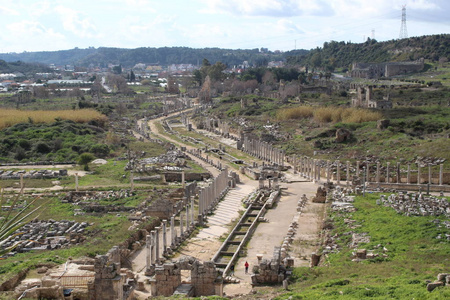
<box><xmin>407</xmin><ymin>164</ymin><xmax>411</xmax><ymax>184</ymax></box>
<box><xmin>396</xmin><ymin>162</ymin><xmax>401</xmax><ymax>184</ymax></box>
<box><xmin>346</xmin><ymin>161</ymin><xmax>350</xmax><ymax>187</ymax></box>
<box><xmin>182</xmin><ymin>171</ymin><xmax>185</xmax><ymax>189</ymax></box>
<box><xmin>186</xmin><ymin>205</ymin><xmax>190</xmax><ymax>231</ymax></box>
<box><xmin>190</xmin><ymin>197</ymin><xmax>195</xmax><ymax>226</ymax></box>
<box><xmin>386</xmin><ymin>162</ymin><xmax>390</xmax><ymax>183</ymax></box>
<box><xmin>356</xmin><ymin>161</ymin><xmax>360</xmax><ymax>177</ymax></box>
<box><xmin>130</xmin><ymin>170</ymin><xmax>134</xmax><ymax>192</ymax></box>
<box><xmin>20</xmin><ymin>174</ymin><xmax>24</xmax><ymax>193</ymax></box>
<box><xmin>327</xmin><ymin>160</ymin><xmax>331</xmax><ymax>183</ymax></box>
<box><xmin>162</xmin><ymin>220</ymin><xmax>167</xmax><ymax>255</ymax></box>
<box><xmin>75</xmin><ymin>173</ymin><xmax>79</xmax><ymax>192</ymax></box>
<box><xmin>155</xmin><ymin>227</ymin><xmax>160</xmax><ymax>264</ymax></box>
<box><xmin>376</xmin><ymin>161</ymin><xmax>380</xmax><ymax>184</ymax></box>
<box><xmin>336</xmin><ymin>160</ymin><xmax>340</xmax><ymax>185</ymax></box>
<box><xmin>417</xmin><ymin>164</ymin><xmax>421</xmax><ymax>185</ymax></box>
<box><xmin>150</xmin><ymin>230</ymin><xmax>155</xmax><ymax>265</ymax></box>
<box><xmin>366</xmin><ymin>163</ymin><xmax>370</xmax><ymax>183</ymax></box>
<box><xmin>170</xmin><ymin>216</ymin><xmax>175</xmax><ymax>247</ymax></box>
<box><xmin>439</xmin><ymin>164</ymin><xmax>443</xmax><ymax>186</ymax></box>
<box><xmin>145</xmin><ymin>234</ymin><xmax>151</xmax><ymax>270</ymax></box>
<box><xmin>180</xmin><ymin>213</ymin><xmax>184</xmax><ymax>237</ymax></box>
<box><xmin>428</xmin><ymin>163</ymin><xmax>432</xmax><ymax>184</ymax></box>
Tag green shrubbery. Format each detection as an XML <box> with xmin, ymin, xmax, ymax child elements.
<box><xmin>0</xmin><ymin>120</ymin><xmax>110</xmax><ymax>163</ymax></box>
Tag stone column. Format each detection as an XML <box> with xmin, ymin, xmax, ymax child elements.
<box><xmin>190</xmin><ymin>197</ymin><xmax>195</xmax><ymax>226</ymax></box>
<box><xmin>75</xmin><ymin>173</ymin><xmax>79</xmax><ymax>192</ymax></box>
<box><xmin>428</xmin><ymin>163</ymin><xmax>432</xmax><ymax>184</ymax></box>
<box><xmin>162</xmin><ymin>220</ymin><xmax>167</xmax><ymax>255</ymax></box>
<box><xmin>386</xmin><ymin>162</ymin><xmax>390</xmax><ymax>183</ymax></box>
<box><xmin>336</xmin><ymin>160</ymin><xmax>340</xmax><ymax>185</ymax></box>
<box><xmin>317</xmin><ymin>160</ymin><xmax>321</xmax><ymax>181</ymax></box>
<box><xmin>150</xmin><ymin>230</ymin><xmax>155</xmax><ymax>265</ymax></box>
<box><xmin>407</xmin><ymin>164</ymin><xmax>411</xmax><ymax>184</ymax></box>
<box><xmin>396</xmin><ymin>162</ymin><xmax>401</xmax><ymax>184</ymax></box>
<box><xmin>154</xmin><ymin>227</ymin><xmax>160</xmax><ymax>264</ymax></box>
<box><xmin>186</xmin><ymin>204</ymin><xmax>190</xmax><ymax>231</ymax></box>
<box><xmin>346</xmin><ymin>161</ymin><xmax>350</xmax><ymax>187</ymax></box>
<box><xmin>185</xmin><ymin>207</ymin><xmax>189</xmax><ymax>232</ymax></box>
<box><xmin>170</xmin><ymin>216</ymin><xmax>175</xmax><ymax>247</ymax></box>
<box><xmin>182</xmin><ymin>171</ymin><xmax>185</xmax><ymax>189</ymax></box>
<box><xmin>356</xmin><ymin>161</ymin><xmax>360</xmax><ymax>177</ymax></box>
<box><xmin>146</xmin><ymin>234</ymin><xmax>151</xmax><ymax>270</ymax></box>
<box><xmin>327</xmin><ymin>160</ymin><xmax>331</xmax><ymax>183</ymax></box>
<box><xmin>439</xmin><ymin>164</ymin><xmax>443</xmax><ymax>186</ymax></box>
<box><xmin>20</xmin><ymin>174</ymin><xmax>24</xmax><ymax>192</ymax></box>
<box><xmin>366</xmin><ymin>162</ymin><xmax>370</xmax><ymax>183</ymax></box>
<box><xmin>180</xmin><ymin>213</ymin><xmax>184</xmax><ymax>237</ymax></box>
<box><xmin>376</xmin><ymin>161</ymin><xmax>380</xmax><ymax>184</ymax></box>
<box><xmin>417</xmin><ymin>164</ymin><xmax>421</xmax><ymax>185</ymax></box>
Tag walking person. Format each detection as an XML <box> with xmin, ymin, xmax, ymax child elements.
<box><xmin>245</xmin><ymin>261</ymin><xmax>249</xmax><ymax>274</ymax></box>
<box><xmin>230</xmin><ymin>264</ymin><xmax>235</xmax><ymax>276</ymax></box>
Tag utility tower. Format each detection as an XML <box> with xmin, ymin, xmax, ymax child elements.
<box><xmin>399</xmin><ymin>5</ymin><xmax>408</xmax><ymax>39</ymax></box>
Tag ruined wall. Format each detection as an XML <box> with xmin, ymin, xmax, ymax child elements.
<box><xmin>191</xmin><ymin>261</ymin><xmax>219</xmax><ymax>296</ymax></box>
<box><xmin>385</xmin><ymin>60</ymin><xmax>424</xmax><ymax>77</ymax></box>
<box><xmin>164</xmin><ymin>172</ymin><xmax>210</xmax><ymax>182</ymax></box>
<box><xmin>89</xmin><ymin>247</ymin><xmax>125</xmax><ymax>300</ymax></box>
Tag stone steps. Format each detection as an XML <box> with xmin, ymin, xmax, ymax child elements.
<box><xmin>194</xmin><ymin>186</ymin><xmax>254</xmax><ymax>240</ymax></box>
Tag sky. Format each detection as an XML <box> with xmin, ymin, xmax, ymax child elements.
<box><xmin>0</xmin><ymin>0</ymin><xmax>449</xmax><ymax>53</ymax></box>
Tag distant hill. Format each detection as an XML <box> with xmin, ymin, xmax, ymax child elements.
<box><xmin>0</xmin><ymin>47</ymin><xmax>309</xmax><ymax>68</ymax></box>
<box><xmin>287</xmin><ymin>34</ymin><xmax>450</xmax><ymax>70</ymax></box>
<box><xmin>0</xmin><ymin>60</ymin><xmax>53</xmax><ymax>75</ymax></box>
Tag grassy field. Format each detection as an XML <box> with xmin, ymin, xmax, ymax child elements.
<box><xmin>275</xmin><ymin>193</ymin><xmax>449</xmax><ymax>299</ymax></box>
<box><xmin>0</xmin><ymin>108</ymin><xmax>107</xmax><ymax>130</ymax></box>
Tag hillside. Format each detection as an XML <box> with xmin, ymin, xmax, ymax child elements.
<box><xmin>287</xmin><ymin>34</ymin><xmax>450</xmax><ymax>71</ymax></box>
<box><xmin>0</xmin><ymin>60</ymin><xmax>53</xmax><ymax>74</ymax></box>
<box><xmin>0</xmin><ymin>47</ymin><xmax>308</xmax><ymax>68</ymax></box>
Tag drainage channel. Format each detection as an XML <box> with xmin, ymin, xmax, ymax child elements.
<box><xmin>211</xmin><ymin>189</ymin><xmax>280</xmax><ymax>276</ymax></box>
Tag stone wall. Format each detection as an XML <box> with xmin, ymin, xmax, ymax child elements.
<box><xmin>150</xmin><ymin>256</ymin><xmax>222</xmax><ymax>297</ymax></box>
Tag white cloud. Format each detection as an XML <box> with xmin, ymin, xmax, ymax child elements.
<box><xmin>54</xmin><ymin>5</ymin><xmax>99</xmax><ymax>38</ymax></box>
<box><xmin>0</xmin><ymin>6</ymin><xmax>19</xmax><ymax>16</ymax></box>
<box><xmin>200</xmin><ymin>0</ymin><xmax>333</xmax><ymax>17</ymax></box>
<box><xmin>4</xmin><ymin>20</ymin><xmax>68</xmax><ymax>52</ymax></box>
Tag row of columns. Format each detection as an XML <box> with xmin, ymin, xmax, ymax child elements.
<box><xmin>290</xmin><ymin>155</ymin><xmax>446</xmax><ymax>186</ymax></box>
<box><xmin>198</xmin><ymin>168</ymin><xmax>229</xmax><ymax>224</ymax></box>
<box><xmin>241</xmin><ymin>136</ymin><xmax>285</xmax><ymax>166</ymax></box>
<box><xmin>145</xmin><ymin>169</ymin><xmax>231</xmax><ymax>273</ymax></box>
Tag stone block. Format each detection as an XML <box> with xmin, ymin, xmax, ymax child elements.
<box><xmin>427</xmin><ymin>281</ymin><xmax>444</xmax><ymax>292</ymax></box>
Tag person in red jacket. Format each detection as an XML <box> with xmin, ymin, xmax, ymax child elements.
<box><xmin>244</xmin><ymin>261</ymin><xmax>249</xmax><ymax>274</ymax></box>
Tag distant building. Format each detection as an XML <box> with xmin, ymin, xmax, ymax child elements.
<box><xmin>350</xmin><ymin>59</ymin><xmax>424</xmax><ymax>79</ymax></box>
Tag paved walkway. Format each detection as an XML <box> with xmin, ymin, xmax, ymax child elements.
<box><xmin>223</xmin><ymin>174</ymin><xmax>322</xmax><ymax>295</ymax></box>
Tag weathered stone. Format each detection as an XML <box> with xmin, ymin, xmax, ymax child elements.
<box><xmin>427</xmin><ymin>281</ymin><xmax>444</xmax><ymax>292</ymax></box>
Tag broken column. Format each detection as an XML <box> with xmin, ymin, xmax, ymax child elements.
<box><xmin>170</xmin><ymin>216</ymin><xmax>176</xmax><ymax>248</ymax></box>
<box><xmin>346</xmin><ymin>161</ymin><xmax>350</xmax><ymax>187</ymax></box>
<box><xmin>155</xmin><ymin>227</ymin><xmax>160</xmax><ymax>264</ymax></box>
<box><xmin>162</xmin><ymin>220</ymin><xmax>167</xmax><ymax>255</ymax></box>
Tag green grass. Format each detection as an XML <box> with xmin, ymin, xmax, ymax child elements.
<box><xmin>278</xmin><ymin>193</ymin><xmax>449</xmax><ymax>299</ymax></box>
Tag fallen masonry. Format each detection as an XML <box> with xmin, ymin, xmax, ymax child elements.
<box><xmin>1</xmin><ymin>219</ymin><xmax>89</xmax><ymax>257</ymax></box>
<box><xmin>377</xmin><ymin>192</ymin><xmax>450</xmax><ymax>218</ymax></box>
